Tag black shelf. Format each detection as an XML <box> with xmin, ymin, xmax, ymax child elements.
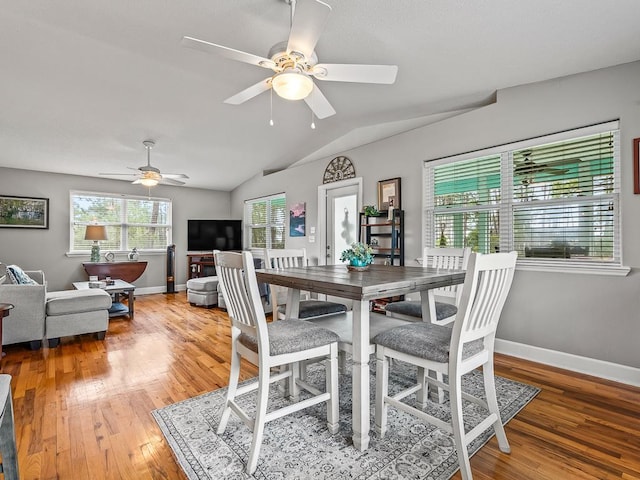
<box><xmin>358</xmin><ymin>209</ymin><xmax>404</xmax><ymax>266</ymax></box>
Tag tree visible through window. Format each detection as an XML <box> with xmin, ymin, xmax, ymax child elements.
<box><xmin>244</xmin><ymin>194</ymin><xmax>286</xmax><ymax>249</ymax></box>
<box><xmin>424</xmin><ymin>122</ymin><xmax>620</xmax><ymax>267</ymax></box>
<box><xmin>70</xmin><ymin>191</ymin><xmax>172</xmax><ymax>253</ymax></box>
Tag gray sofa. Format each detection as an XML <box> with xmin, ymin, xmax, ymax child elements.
<box><xmin>0</xmin><ymin>263</ymin><xmax>112</xmax><ymax>349</ymax></box>
<box><xmin>0</xmin><ymin>268</ymin><xmax>46</xmax><ymax>350</ymax></box>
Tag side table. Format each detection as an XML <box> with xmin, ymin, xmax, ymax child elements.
<box><xmin>0</xmin><ymin>303</ymin><xmax>14</xmax><ymax>360</ymax></box>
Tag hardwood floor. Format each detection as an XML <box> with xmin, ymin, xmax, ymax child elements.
<box><xmin>2</xmin><ymin>292</ymin><xmax>639</xmax><ymax>479</ymax></box>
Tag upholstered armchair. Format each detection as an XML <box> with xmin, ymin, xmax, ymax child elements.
<box><xmin>0</xmin><ymin>265</ymin><xmax>46</xmax><ymax>350</ymax></box>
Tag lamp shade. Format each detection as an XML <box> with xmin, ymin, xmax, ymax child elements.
<box><xmin>84</xmin><ymin>225</ymin><xmax>108</xmax><ymax>241</ymax></box>
<box><xmin>272</xmin><ymin>70</ymin><xmax>314</xmax><ymax>101</ymax></box>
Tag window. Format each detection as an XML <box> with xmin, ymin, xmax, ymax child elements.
<box><xmin>70</xmin><ymin>191</ymin><xmax>172</xmax><ymax>253</ymax></box>
<box><xmin>244</xmin><ymin>193</ymin><xmax>286</xmax><ymax>249</ymax></box>
<box><xmin>424</xmin><ymin>121</ymin><xmax>623</xmax><ymax>272</ymax></box>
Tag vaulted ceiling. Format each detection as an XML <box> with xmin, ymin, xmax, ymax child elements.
<box><xmin>2</xmin><ymin>1</ymin><xmax>640</xmax><ymax>190</ymax></box>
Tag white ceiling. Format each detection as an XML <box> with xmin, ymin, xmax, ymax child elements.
<box><xmin>2</xmin><ymin>1</ymin><xmax>640</xmax><ymax>191</ymax></box>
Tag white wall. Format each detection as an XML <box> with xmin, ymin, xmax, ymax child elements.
<box><xmin>231</xmin><ymin>61</ymin><xmax>640</xmax><ymax>371</ymax></box>
<box><xmin>0</xmin><ymin>168</ymin><xmax>231</xmax><ymax>291</ymax></box>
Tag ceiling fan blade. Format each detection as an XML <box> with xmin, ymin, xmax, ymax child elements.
<box><xmin>224</xmin><ymin>77</ymin><xmax>272</xmax><ymax>105</ymax></box>
<box><xmin>162</xmin><ymin>173</ymin><xmax>189</xmax><ymax>179</ymax></box>
<box><xmin>303</xmin><ymin>84</ymin><xmax>335</xmax><ymax>119</ymax></box>
<box><xmin>286</xmin><ymin>0</ymin><xmax>331</xmax><ymax>60</ymax></box>
<box><xmin>99</xmin><ymin>173</ymin><xmax>138</xmax><ymax>177</ymax></box>
<box><xmin>181</xmin><ymin>36</ymin><xmax>275</xmax><ymax>69</ymax></box>
<box><xmin>160</xmin><ymin>178</ymin><xmax>186</xmax><ymax>186</ymax></box>
<box><xmin>312</xmin><ymin>63</ymin><xmax>398</xmax><ymax>84</ymax></box>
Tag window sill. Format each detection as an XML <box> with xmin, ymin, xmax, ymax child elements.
<box><xmin>516</xmin><ymin>260</ymin><xmax>630</xmax><ymax>276</ymax></box>
<box><xmin>66</xmin><ymin>251</ymin><xmax>166</xmax><ymax>258</ymax></box>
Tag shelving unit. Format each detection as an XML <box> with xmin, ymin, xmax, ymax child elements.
<box><xmin>358</xmin><ymin>209</ymin><xmax>404</xmax><ymax>266</ymax></box>
<box><xmin>187</xmin><ymin>253</ymin><xmax>216</xmax><ymax>279</ymax></box>
<box><xmin>358</xmin><ymin>209</ymin><xmax>405</xmax><ymax>312</ymax></box>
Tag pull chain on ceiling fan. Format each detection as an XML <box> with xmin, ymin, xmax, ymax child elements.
<box><xmin>181</xmin><ymin>0</ymin><xmax>398</xmax><ymax>120</ymax></box>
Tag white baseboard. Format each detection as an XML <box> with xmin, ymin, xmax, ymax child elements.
<box><xmin>135</xmin><ymin>284</ymin><xmax>187</xmax><ymax>295</ymax></box>
<box><xmin>495</xmin><ymin>339</ymin><xmax>640</xmax><ymax>387</ymax></box>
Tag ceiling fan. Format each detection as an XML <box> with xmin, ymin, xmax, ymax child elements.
<box><xmin>514</xmin><ymin>149</ymin><xmax>581</xmax><ymax>181</ymax></box>
<box><xmin>100</xmin><ymin>141</ymin><xmax>189</xmax><ymax>187</ymax></box>
<box><xmin>181</xmin><ymin>0</ymin><xmax>398</xmax><ymax>120</ymax></box>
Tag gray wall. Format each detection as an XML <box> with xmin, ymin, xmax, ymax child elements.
<box><xmin>0</xmin><ymin>168</ymin><xmax>231</xmax><ymax>291</ymax></box>
<box><xmin>231</xmin><ymin>61</ymin><xmax>640</xmax><ymax>369</ymax></box>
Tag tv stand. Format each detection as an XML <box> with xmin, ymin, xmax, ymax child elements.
<box><xmin>187</xmin><ymin>253</ymin><xmax>215</xmax><ymax>279</ymax></box>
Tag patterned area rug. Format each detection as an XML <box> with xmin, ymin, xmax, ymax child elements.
<box><xmin>153</xmin><ymin>359</ymin><xmax>539</xmax><ymax>480</ymax></box>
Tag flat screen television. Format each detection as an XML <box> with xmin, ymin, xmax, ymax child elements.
<box><xmin>188</xmin><ymin>219</ymin><xmax>242</xmax><ymax>252</ymax></box>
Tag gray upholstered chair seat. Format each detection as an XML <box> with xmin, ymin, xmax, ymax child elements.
<box><xmin>277</xmin><ymin>300</ymin><xmax>347</xmax><ymax>319</ymax></box>
<box><xmin>384</xmin><ymin>300</ymin><xmax>457</xmax><ymax>321</ymax></box>
<box><xmin>373</xmin><ymin>322</ymin><xmax>483</xmax><ymax>362</ymax></box>
<box><xmin>239</xmin><ymin>319</ymin><xmax>340</xmax><ymax>356</ymax></box>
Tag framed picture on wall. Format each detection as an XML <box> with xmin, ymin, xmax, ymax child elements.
<box><xmin>289</xmin><ymin>202</ymin><xmax>306</xmax><ymax>237</ymax></box>
<box><xmin>0</xmin><ymin>195</ymin><xmax>49</xmax><ymax>229</ymax></box>
<box><xmin>377</xmin><ymin>177</ymin><xmax>401</xmax><ymax>211</ymax></box>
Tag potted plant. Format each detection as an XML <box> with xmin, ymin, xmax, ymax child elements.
<box><xmin>363</xmin><ymin>205</ymin><xmax>379</xmax><ymax>217</ymax></box>
<box><xmin>340</xmin><ymin>242</ymin><xmax>374</xmax><ymax>270</ymax></box>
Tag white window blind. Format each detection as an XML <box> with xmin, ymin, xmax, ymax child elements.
<box><xmin>244</xmin><ymin>193</ymin><xmax>286</xmax><ymax>249</ymax></box>
<box><xmin>70</xmin><ymin>191</ymin><xmax>172</xmax><ymax>253</ymax></box>
<box><xmin>424</xmin><ymin>122</ymin><xmax>621</xmax><ymax>271</ymax></box>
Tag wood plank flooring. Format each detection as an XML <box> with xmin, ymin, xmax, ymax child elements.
<box><xmin>2</xmin><ymin>292</ymin><xmax>639</xmax><ymax>479</ymax></box>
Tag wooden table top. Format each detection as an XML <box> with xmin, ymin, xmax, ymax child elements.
<box><xmin>256</xmin><ymin>264</ymin><xmax>466</xmax><ymax>301</ymax></box>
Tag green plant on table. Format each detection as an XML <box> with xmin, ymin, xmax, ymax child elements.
<box><xmin>340</xmin><ymin>242</ymin><xmax>374</xmax><ymax>266</ymax></box>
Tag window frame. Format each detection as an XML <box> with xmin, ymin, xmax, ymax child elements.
<box><xmin>423</xmin><ymin>121</ymin><xmax>629</xmax><ymax>276</ymax></box>
<box><xmin>243</xmin><ymin>193</ymin><xmax>286</xmax><ymax>250</ymax></box>
<box><xmin>69</xmin><ymin>190</ymin><xmax>173</xmax><ymax>255</ymax></box>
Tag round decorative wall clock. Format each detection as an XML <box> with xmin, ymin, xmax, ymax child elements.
<box><xmin>323</xmin><ymin>156</ymin><xmax>356</xmax><ymax>184</ymax></box>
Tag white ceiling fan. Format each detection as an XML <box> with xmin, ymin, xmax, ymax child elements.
<box><xmin>100</xmin><ymin>140</ymin><xmax>189</xmax><ymax>187</ymax></box>
<box><xmin>181</xmin><ymin>0</ymin><xmax>398</xmax><ymax>120</ymax></box>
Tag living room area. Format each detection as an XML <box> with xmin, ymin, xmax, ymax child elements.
<box><xmin>2</xmin><ymin>1</ymin><xmax>640</xmax><ymax>478</ymax></box>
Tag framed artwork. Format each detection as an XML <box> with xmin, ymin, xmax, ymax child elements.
<box><xmin>377</xmin><ymin>177</ymin><xmax>401</xmax><ymax>211</ymax></box>
<box><xmin>289</xmin><ymin>202</ymin><xmax>305</xmax><ymax>237</ymax></box>
<box><xmin>0</xmin><ymin>195</ymin><xmax>49</xmax><ymax>229</ymax></box>
<box><xmin>634</xmin><ymin>137</ymin><xmax>640</xmax><ymax>194</ymax></box>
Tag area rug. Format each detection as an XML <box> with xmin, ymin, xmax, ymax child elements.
<box><xmin>153</xmin><ymin>359</ymin><xmax>539</xmax><ymax>480</ymax></box>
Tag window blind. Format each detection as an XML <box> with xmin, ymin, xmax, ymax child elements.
<box><xmin>70</xmin><ymin>192</ymin><xmax>172</xmax><ymax>252</ymax></box>
<box><xmin>424</xmin><ymin>122</ymin><xmax>621</xmax><ymax>269</ymax></box>
<box><xmin>244</xmin><ymin>194</ymin><xmax>286</xmax><ymax>249</ymax></box>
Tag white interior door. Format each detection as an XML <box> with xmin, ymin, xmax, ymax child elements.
<box><xmin>319</xmin><ymin>180</ymin><xmax>361</xmax><ymax>265</ymax></box>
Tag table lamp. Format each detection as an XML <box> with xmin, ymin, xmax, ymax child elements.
<box><xmin>85</xmin><ymin>225</ymin><xmax>108</xmax><ymax>262</ymax></box>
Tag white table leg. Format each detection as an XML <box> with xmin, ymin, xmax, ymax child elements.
<box><xmin>416</xmin><ymin>290</ymin><xmax>431</xmax><ymax>407</ymax></box>
<box><xmin>281</xmin><ymin>288</ymin><xmax>302</xmax><ymax>398</ymax></box>
<box><xmin>351</xmin><ymin>299</ymin><xmax>370</xmax><ymax>451</ymax></box>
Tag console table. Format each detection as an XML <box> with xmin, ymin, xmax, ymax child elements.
<box><xmin>83</xmin><ymin>261</ymin><xmax>147</xmax><ymax>283</ymax></box>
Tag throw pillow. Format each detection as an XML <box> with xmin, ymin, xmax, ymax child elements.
<box><xmin>6</xmin><ymin>265</ymin><xmax>38</xmax><ymax>285</ymax></box>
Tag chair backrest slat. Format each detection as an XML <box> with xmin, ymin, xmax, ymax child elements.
<box><xmin>265</xmin><ymin>248</ymin><xmax>308</xmax><ymax>269</ymax></box>
<box><xmin>452</xmin><ymin>251</ymin><xmax>517</xmax><ymax>356</ymax></box>
<box><xmin>423</xmin><ymin>247</ymin><xmax>471</xmax><ymax>299</ymax></box>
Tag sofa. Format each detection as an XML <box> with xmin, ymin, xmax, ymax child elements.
<box><xmin>0</xmin><ymin>266</ymin><xmax>46</xmax><ymax>349</ymax></box>
<box><xmin>0</xmin><ymin>263</ymin><xmax>112</xmax><ymax>349</ymax></box>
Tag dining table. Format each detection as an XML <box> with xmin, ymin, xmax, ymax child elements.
<box><xmin>255</xmin><ymin>263</ymin><xmax>466</xmax><ymax>451</ymax></box>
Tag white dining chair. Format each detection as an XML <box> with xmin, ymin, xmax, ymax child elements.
<box><xmin>264</xmin><ymin>248</ymin><xmax>347</xmax><ymax>320</ymax></box>
<box><xmin>374</xmin><ymin>251</ymin><xmax>518</xmax><ymax>480</ymax></box>
<box><xmin>214</xmin><ymin>250</ymin><xmax>340</xmax><ymax>475</ymax></box>
<box><xmin>385</xmin><ymin>246</ymin><xmax>471</xmax><ymax>325</ymax></box>
<box><xmin>0</xmin><ymin>374</ymin><xmax>19</xmax><ymax>480</ymax></box>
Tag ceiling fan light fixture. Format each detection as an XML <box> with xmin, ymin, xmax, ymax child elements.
<box><xmin>271</xmin><ymin>69</ymin><xmax>313</xmax><ymax>100</ymax></box>
<box><xmin>139</xmin><ymin>177</ymin><xmax>159</xmax><ymax>187</ymax></box>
